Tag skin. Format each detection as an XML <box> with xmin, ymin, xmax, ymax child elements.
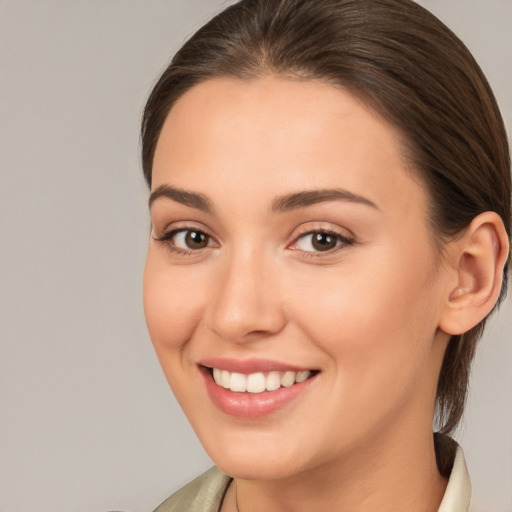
<box><xmin>143</xmin><ymin>76</ymin><xmax>500</xmax><ymax>511</ymax></box>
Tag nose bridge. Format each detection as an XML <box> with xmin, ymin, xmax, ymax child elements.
<box><xmin>207</xmin><ymin>243</ymin><xmax>285</xmax><ymax>342</ymax></box>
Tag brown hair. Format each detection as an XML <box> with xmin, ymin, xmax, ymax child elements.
<box><xmin>141</xmin><ymin>0</ymin><xmax>511</xmax><ymax>434</ymax></box>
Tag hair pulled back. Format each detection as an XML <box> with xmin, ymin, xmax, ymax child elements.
<box><xmin>141</xmin><ymin>0</ymin><xmax>511</xmax><ymax>434</ymax></box>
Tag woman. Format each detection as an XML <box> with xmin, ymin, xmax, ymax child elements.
<box><xmin>141</xmin><ymin>0</ymin><xmax>510</xmax><ymax>511</ymax></box>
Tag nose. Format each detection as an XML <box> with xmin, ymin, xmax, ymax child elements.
<box><xmin>205</xmin><ymin>248</ymin><xmax>287</xmax><ymax>344</ymax></box>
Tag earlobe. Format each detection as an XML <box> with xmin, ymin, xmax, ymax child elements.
<box><xmin>439</xmin><ymin>212</ymin><xmax>510</xmax><ymax>336</ymax></box>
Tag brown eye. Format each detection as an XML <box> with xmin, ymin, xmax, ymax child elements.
<box><xmin>311</xmin><ymin>232</ymin><xmax>338</xmax><ymax>251</ymax></box>
<box><xmin>183</xmin><ymin>230</ymin><xmax>210</xmax><ymax>249</ymax></box>
<box><xmin>155</xmin><ymin>228</ymin><xmax>214</xmax><ymax>251</ymax></box>
<box><xmin>293</xmin><ymin>230</ymin><xmax>353</xmax><ymax>254</ymax></box>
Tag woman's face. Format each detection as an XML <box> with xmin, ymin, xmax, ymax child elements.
<box><xmin>144</xmin><ymin>77</ymin><xmax>452</xmax><ymax>480</ymax></box>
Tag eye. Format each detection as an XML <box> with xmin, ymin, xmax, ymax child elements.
<box><xmin>292</xmin><ymin>230</ymin><xmax>352</xmax><ymax>253</ymax></box>
<box><xmin>155</xmin><ymin>228</ymin><xmax>216</xmax><ymax>252</ymax></box>
<box><xmin>174</xmin><ymin>229</ymin><xmax>211</xmax><ymax>250</ymax></box>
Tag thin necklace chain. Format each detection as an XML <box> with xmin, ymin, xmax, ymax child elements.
<box><xmin>235</xmin><ymin>480</ymin><xmax>240</xmax><ymax>512</ymax></box>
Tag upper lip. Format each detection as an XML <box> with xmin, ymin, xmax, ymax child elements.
<box><xmin>199</xmin><ymin>357</ymin><xmax>316</xmax><ymax>374</ymax></box>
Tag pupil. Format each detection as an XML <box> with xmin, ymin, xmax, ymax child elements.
<box><xmin>185</xmin><ymin>231</ymin><xmax>208</xmax><ymax>249</ymax></box>
<box><xmin>312</xmin><ymin>233</ymin><xmax>337</xmax><ymax>251</ymax></box>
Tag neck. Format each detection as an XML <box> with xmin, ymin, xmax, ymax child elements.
<box><xmin>230</xmin><ymin>428</ymin><xmax>448</xmax><ymax>512</ymax></box>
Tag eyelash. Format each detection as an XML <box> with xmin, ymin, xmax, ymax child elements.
<box><xmin>290</xmin><ymin>228</ymin><xmax>355</xmax><ymax>258</ymax></box>
<box><xmin>154</xmin><ymin>228</ymin><xmax>215</xmax><ymax>256</ymax></box>
<box><xmin>153</xmin><ymin>227</ymin><xmax>355</xmax><ymax>257</ymax></box>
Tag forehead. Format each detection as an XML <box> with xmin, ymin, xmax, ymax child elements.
<box><xmin>152</xmin><ymin>76</ymin><xmax>427</xmax><ymax>218</ymax></box>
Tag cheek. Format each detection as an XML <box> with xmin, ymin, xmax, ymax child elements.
<box><xmin>143</xmin><ymin>251</ymin><xmax>213</xmax><ymax>416</ymax></box>
<box><xmin>285</xmin><ymin>260</ymin><xmax>442</xmax><ymax>448</ymax></box>
<box><xmin>287</xmin><ymin>246</ymin><xmax>441</xmax><ymax>387</ymax></box>
<box><xmin>143</xmin><ymin>250</ymin><xmax>206</xmax><ymax>355</ymax></box>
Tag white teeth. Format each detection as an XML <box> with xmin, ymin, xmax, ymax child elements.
<box><xmin>281</xmin><ymin>371</ymin><xmax>296</xmax><ymax>387</ymax></box>
<box><xmin>221</xmin><ymin>370</ymin><xmax>230</xmax><ymax>388</ymax></box>
<box><xmin>247</xmin><ymin>372</ymin><xmax>266</xmax><ymax>393</ymax></box>
<box><xmin>211</xmin><ymin>368</ymin><xmax>314</xmax><ymax>393</ymax></box>
<box><xmin>229</xmin><ymin>372</ymin><xmax>247</xmax><ymax>392</ymax></box>
<box><xmin>266</xmin><ymin>371</ymin><xmax>281</xmax><ymax>391</ymax></box>
<box><xmin>295</xmin><ymin>370</ymin><xmax>311</xmax><ymax>383</ymax></box>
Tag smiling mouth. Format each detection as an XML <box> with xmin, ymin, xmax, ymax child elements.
<box><xmin>200</xmin><ymin>363</ymin><xmax>320</xmax><ymax>418</ymax></box>
<box><xmin>208</xmin><ymin>368</ymin><xmax>318</xmax><ymax>394</ymax></box>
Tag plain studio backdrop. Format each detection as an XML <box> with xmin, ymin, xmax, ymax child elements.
<box><xmin>0</xmin><ymin>1</ymin><xmax>510</xmax><ymax>511</ymax></box>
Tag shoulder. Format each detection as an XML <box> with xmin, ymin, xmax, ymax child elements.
<box><xmin>153</xmin><ymin>466</ymin><xmax>232</xmax><ymax>512</ymax></box>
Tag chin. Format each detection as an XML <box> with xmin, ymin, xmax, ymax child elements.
<box><xmin>194</xmin><ymin>424</ymin><xmax>323</xmax><ymax>481</ymax></box>
<box><xmin>213</xmin><ymin>453</ymin><xmax>306</xmax><ymax>481</ymax></box>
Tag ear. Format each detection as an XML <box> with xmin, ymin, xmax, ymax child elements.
<box><xmin>439</xmin><ymin>212</ymin><xmax>510</xmax><ymax>336</ymax></box>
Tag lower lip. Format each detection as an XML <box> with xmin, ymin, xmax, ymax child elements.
<box><xmin>200</xmin><ymin>367</ymin><xmax>317</xmax><ymax>419</ymax></box>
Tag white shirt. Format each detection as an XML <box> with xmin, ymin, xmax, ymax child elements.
<box><xmin>438</xmin><ymin>445</ymin><xmax>471</xmax><ymax>512</ymax></box>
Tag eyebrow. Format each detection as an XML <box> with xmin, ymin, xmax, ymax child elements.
<box><xmin>149</xmin><ymin>185</ymin><xmax>378</xmax><ymax>214</ymax></box>
<box><xmin>271</xmin><ymin>188</ymin><xmax>379</xmax><ymax>212</ymax></box>
<box><xmin>149</xmin><ymin>184</ymin><xmax>214</xmax><ymax>213</ymax></box>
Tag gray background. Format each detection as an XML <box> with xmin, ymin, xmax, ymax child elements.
<box><xmin>0</xmin><ymin>1</ymin><xmax>510</xmax><ymax>511</ymax></box>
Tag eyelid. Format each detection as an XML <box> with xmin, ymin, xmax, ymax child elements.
<box><xmin>288</xmin><ymin>225</ymin><xmax>356</xmax><ymax>255</ymax></box>
<box><xmin>288</xmin><ymin>220</ymin><xmax>355</xmax><ymax>240</ymax></box>
<box><xmin>153</xmin><ymin>224</ymin><xmax>219</xmax><ymax>256</ymax></box>
<box><xmin>153</xmin><ymin>219</ymin><xmax>214</xmax><ymax>240</ymax></box>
